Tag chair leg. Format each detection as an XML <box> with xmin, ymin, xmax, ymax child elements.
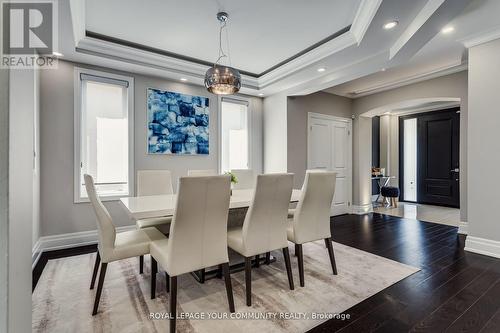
<box><xmin>216</xmin><ymin>264</ymin><xmax>223</xmax><ymax>279</ymax></box>
<box><xmin>265</xmin><ymin>252</ymin><xmax>271</xmax><ymax>265</ymax></box>
<box><xmin>325</xmin><ymin>238</ymin><xmax>338</xmax><ymax>275</ymax></box>
<box><xmin>139</xmin><ymin>255</ymin><xmax>144</xmax><ymax>274</ymax></box>
<box><xmin>151</xmin><ymin>257</ymin><xmax>157</xmax><ymax>299</ymax></box>
<box><xmin>92</xmin><ymin>262</ymin><xmax>107</xmax><ymax>315</ymax></box>
<box><xmin>170</xmin><ymin>276</ymin><xmax>177</xmax><ymax>333</ymax></box>
<box><xmin>296</xmin><ymin>244</ymin><xmax>305</xmax><ymax>287</ymax></box>
<box><xmin>255</xmin><ymin>254</ymin><xmax>260</xmax><ymax>268</ymax></box>
<box><xmin>244</xmin><ymin>257</ymin><xmax>252</xmax><ymax>306</ymax></box>
<box><xmin>282</xmin><ymin>247</ymin><xmax>294</xmax><ymax>290</ymax></box>
<box><xmin>222</xmin><ymin>262</ymin><xmax>235</xmax><ymax>313</ymax></box>
<box><xmin>393</xmin><ymin>198</ymin><xmax>398</xmax><ymax>208</ymax></box>
<box><xmin>199</xmin><ymin>269</ymin><xmax>206</xmax><ymax>283</ymax></box>
<box><xmin>90</xmin><ymin>251</ymin><xmax>101</xmax><ymax>290</ymax></box>
<box><xmin>294</xmin><ymin>244</ymin><xmax>299</xmax><ymax>257</ymax></box>
<box><xmin>165</xmin><ymin>271</ymin><xmax>170</xmax><ymax>293</ymax></box>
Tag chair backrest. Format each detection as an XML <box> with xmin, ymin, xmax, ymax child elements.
<box><xmin>292</xmin><ymin>171</ymin><xmax>337</xmax><ymax>244</ymax></box>
<box><xmin>231</xmin><ymin>169</ymin><xmax>255</xmax><ymax>190</ymax></box>
<box><xmin>242</xmin><ymin>173</ymin><xmax>293</xmax><ymax>255</ymax></box>
<box><xmin>137</xmin><ymin>170</ymin><xmax>174</xmax><ymax>196</ymax></box>
<box><xmin>166</xmin><ymin>175</ymin><xmax>231</xmax><ymax>276</ymax></box>
<box><xmin>187</xmin><ymin>169</ymin><xmax>217</xmax><ymax>177</ymax></box>
<box><xmin>84</xmin><ymin>174</ymin><xmax>116</xmax><ymax>259</ymax></box>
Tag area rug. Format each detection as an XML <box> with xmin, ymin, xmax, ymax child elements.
<box><xmin>32</xmin><ymin>241</ymin><xmax>419</xmax><ymax>332</ymax></box>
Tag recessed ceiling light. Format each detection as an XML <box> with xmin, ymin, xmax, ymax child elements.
<box><xmin>258</xmin><ymin>93</ymin><xmax>264</xmax><ymax>96</ymax></box>
<box><xmin>441</xmin><ymin>26</ymin><xmax>455</xmax><ymax>34</ymax></box>
<box><xmin>317</xmin><ymin>67</ymin><xmax>326</xmax><ymax>72</ymax></box>
<box><xmin>52</xmin><ymin>51</ymin><xmax>63</xmax><ymax>57</ymax></box>
<box><xmin>180</xmin><ymin>78</ymin><xmax>188</xmax><ymax>82</ymax></box>
<box><xmin>381</xmin><ymin>68</ymin><xmax>386</xmax><ymax>72</ymax></box>
<box><xmin>383</xmin><ymin>20</ymin><xmax>398</xmax><ymax>30</ymax></box>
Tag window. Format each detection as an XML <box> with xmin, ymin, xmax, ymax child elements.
<box><xmin>220</xmin><ymin>98</ymin><xmax>250</xmax><ymax>172</ymax></box>
<box><xmin>74</xmin><ymin>69</ymin><xmax>134</xmax><ymax>202</ymax></box>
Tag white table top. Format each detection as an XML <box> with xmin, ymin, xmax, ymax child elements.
<box><xmin>120</xmin><ymin>188</ymin><xmax>302</xmax><ymax>220</ymax></box>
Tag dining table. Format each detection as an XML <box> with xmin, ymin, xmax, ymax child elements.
<box><xmin>119</xmin><ymin>188</ymin><xmax>302</xmax><ymax>283</ymax></box>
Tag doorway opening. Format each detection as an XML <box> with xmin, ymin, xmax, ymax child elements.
<box><xmin>399</xmin><ymin>107</ymin><xmax>460</xmax><ymax>208</ymax></box>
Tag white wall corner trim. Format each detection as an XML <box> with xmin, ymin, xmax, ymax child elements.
<box><xmin>351</xmin><ymin>204</ymin><xmax>374</xmax><ymax>215</ymax></box>
<box><xmin>460</xmin><ymin>26</ymin><xmax>500</xmax><ymax>48</ymax></box>
<box><xmin>458</xmin><ymin>221</ymin><xmax>468</xmax><ymax>235</ymax></box>
<box><xmin>464</xmin><ymin>236</ymin><xmax>500</xmax><ymax>259</ymax></box>
<box><xmin>350</xmin><ymin>0</ymin><xmax>383</xmax><ymax>44</ymax></box>
<box><xmin>32</xmin><ymin>225</ymin><xmax>136</xmax><ymax>269</ymax></box>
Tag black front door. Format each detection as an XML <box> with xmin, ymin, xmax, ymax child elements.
<box><xmin>417</xmin><ymin>108</ymin><xmax>460</xmax><ymax>207</ymax></box>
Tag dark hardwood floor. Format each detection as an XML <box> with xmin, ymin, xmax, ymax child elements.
<box><xmin>309</xmin><ymin>213</ymin><xmax>500</xmax><ymax>333</ymax></box>
<box><xmin>33</xmin><ymin>213</ymin><xmax>500</xmax><ymax>332</ymax></box>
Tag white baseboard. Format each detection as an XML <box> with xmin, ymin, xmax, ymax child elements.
<box><xmin>351</xmin><ymin>204</ymin><xmax>373</xmax><ymax>215</ymax></box>
<box><xmin>465</xmin><ymin>236</ymin><xmax>500</xmax><ymax>259</ymax></box>
<box><xmin>32</xmin><ymin>225</ymin><xmax>136</xmax><ymax>268</ymax></box>
<box><xmin>458</xmin><ymin>221</ymin><xmax>468</xmax><ymax>235</ymax></box>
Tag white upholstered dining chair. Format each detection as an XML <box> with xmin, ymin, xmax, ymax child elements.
<box><xmin>287</xmin><ymin>171</ymin><xmax>337</xmax><ymax>287</ymax></box>
<box><xmin>227</xmin><ymin>173</ymin><xmax>295</xmax><ymax>306</ymax></box>
<box><xmin>149</xmin><ymin>175</ymin><xmax>234</xmax><ymax>333</ymax></box>
<box><xmin>231</xmin><ymin>169</ymin><xmax>255</xmax><ymax>189</ymax></box>
<box><xmin>135</xmin><ymin>170</ymin><xmax>175</xmax><ymax>273</ymax></box>
<box><xmin>187</xmin><ymin>169</ymin><xmax>217</xmax><ymax>176</ymax></box>
<box><xmin>84</xmin><ymin>174</ymin><xmax>165</xmax><ymax>315</ymax></box>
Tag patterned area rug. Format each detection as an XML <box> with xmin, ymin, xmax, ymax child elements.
<box><xmin>33</xmin><ymin>241</ymin><xmax>419</xmax><ymax>332</ymax></box>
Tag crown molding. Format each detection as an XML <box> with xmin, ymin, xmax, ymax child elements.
<box><xmin>350</xmin><ymin>0</ymin><xmax>383</xmax><ymax>44</ymax></box>
<box><xmin>460</xmin><ymin>26</ymin><xmax>500</xmax><ymax>48</ymax></box>
<box><xmin>349</xmin><ymin>62</ymin><xmax>468</xmax><ymax>98</ymax></box>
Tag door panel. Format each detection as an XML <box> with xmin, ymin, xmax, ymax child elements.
<box><xmin>417</xmin><ymin>109</ymin><xmax>460</xmax><ymax>207</ymax></box>
<box><xmin>309</xmin><ymin>120</ymin><xmax>331</xmax><ymax>170</ymax></box>
<box><xmin>308</xmin><ymin>115</ymin><xmax>352</xmax><ymax>216</ymax></box>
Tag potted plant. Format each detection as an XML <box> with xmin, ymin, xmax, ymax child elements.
<box><xmin>225</xmin><ymin>171</ymin><xmax>238</xmax><ymax>195</ymax></box>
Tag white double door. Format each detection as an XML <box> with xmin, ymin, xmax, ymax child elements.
<box><xmin>307</xmin><ymin>113</ymin><xmax>352</xmax><ymax>216</ymax></box>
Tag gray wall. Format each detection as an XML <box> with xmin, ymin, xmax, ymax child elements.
<box><xmin>8</xmin><ymin>68</ymin><xmax>39</xmax><ymax>333</ymax></box>
<box><xmin>263</xmin><ymin>93</ymin><xmax>287</xmax><ymax>173</ymax></box>
<box><xmin>40</xmin><ymin>60</ymin><xmax>263</xmax><ymax>237</ymax></box>
<box><xmin>467</xmin><ymin>38</ymin><xmax>500</xmax><ymax>242</ymax></box>
<box><xmin>287</xmin><ymin>92</ymin><xmax>352</xmax><ymax>188</ymax></box>
<box><xmin>0</xmin><ymin>67</ymin><xmax>9</xmax><ymax>333</ymax></box>
<box><xmin>352</xmin><ymin>71</ymin><xmax>468</xmax><ymax>218</ymax></box>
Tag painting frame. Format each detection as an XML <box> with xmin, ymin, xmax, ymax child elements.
<box><xmin>147</xmin><ymin>87</ymin><xmax>210</xmax><ymax>155</ymax></box>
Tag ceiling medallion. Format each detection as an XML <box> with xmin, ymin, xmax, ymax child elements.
<box><xmin>204</xmin><ymin>12</ymin><xmax>241</xmax><ymax>95</ymax></box>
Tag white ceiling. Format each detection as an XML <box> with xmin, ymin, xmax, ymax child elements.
<box><xmin>324</xmin><ymin>0</ymin><xmax>500</xmax><ymax>98</ymax></box>
<box><xmin>85</xmin><ymin>0</ymin><xmax>361</xmax><ymax>74</ymax></box>
<box><xmin>58</xmin><ymin>0</ymin><xmax>500</xmax><ymax>97</ymax></box>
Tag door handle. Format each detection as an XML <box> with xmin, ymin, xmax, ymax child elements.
<box><xmin>451</xmin><ymin>168</ymin><xmax>459</xmax><ymax>172</ymax></box>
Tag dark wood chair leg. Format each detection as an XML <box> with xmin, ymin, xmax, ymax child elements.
<box><xmin>216</xmin><ymin>264</ymin><xmax>223</xmax><ymax>279</ymax></box>
<box><xmin>170</xmin><ymin>276</ymin><xmax>177</xmax><ymax>333</ymax></box>
<box><xmin>221</xmin><ymin>262</ymin><xmax>235</xmax><ymax>313</ymax></box>
<box><xmin>90</xmin><ymin>252</ymin><xmax>100</xmax><ymax>290</ymax></box>
<box><xmin>295</xmin><ymin>244</ymin><xmax>299</xmax><ymax>257</ymax></box>
<box><xmin>265</xmin><ymin>252</ymin><xmax>271</xmax><ymax>265</ymax></box>
<box><xmin>244</xmin><ymin>257</ymin><xmax>252</xmax><ymax>306</ymax></box>
<box><xmin>199</xmin><ymin>269</ymin><xmax>206</xmax><ymax>283</ymax></box>
<box><xmin>255</xmin><ymin>254</ymin><xmax>260</xmax><ymax>268</ymax></box>
<box><xmin>139</xmin><ymin>255</ymin><xmax>144</xmax><ymax>274</ymax></box>
<box><xmin>92</xmin><ymin>262</ymin><xmax>107</xmax><ymax>315</ymax></box>
<box><xmin>325</xmin><ymin>238</ymin><xmax>338</xmax><ymax>275</ymax></box>
<box><xmin>296</xmin><ymin>243</ymin><xmax>305</xmax><ymax>287</ymax></box>
<box><xmin>165</xmin><ymin>272</ymin><xmax>170</xmax><ymax>293</ymax></box>
<box><xmin>282</xmin><ymin>247</ymin><xmax>294</xmax><ymax>290</ymax></box>
<box><xmin>151</xmin><ymin>257</ymin><xmax>157</xmax><ymax>299</ymax></box>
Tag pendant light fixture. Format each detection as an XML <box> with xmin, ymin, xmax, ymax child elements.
<box><xmin>205</xmin><ymin>12</ymin><xmax>241</xmax><ymax>95</ymax></box>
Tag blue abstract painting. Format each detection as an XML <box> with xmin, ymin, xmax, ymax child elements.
<box><xmin>147</xmin><ymin>88</ymin><xmax>209</xmax><ymax>154</ymax></box>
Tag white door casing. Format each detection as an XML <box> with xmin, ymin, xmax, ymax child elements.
<box><xmin>307</xmin><ymin>112</ymin><xmax>352</xmax><ymax>215</ymax></box>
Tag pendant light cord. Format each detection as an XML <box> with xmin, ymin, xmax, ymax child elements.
<box><xmin>215</xmin><ymin>20</ymin><xmax>227</xmax><ymax>65</ymax></box>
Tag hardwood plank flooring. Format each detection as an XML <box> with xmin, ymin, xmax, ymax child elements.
<box><xmin>309</xmin><ymin>213</ymin><xmax>500</xmax><ymax>333</ymax></box>
<box><xmin>32</xmin><ymin>213</ymin><xmax>500</xmax><ymax>332</ymax></box>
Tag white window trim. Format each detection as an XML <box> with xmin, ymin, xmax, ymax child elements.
<box><xmin>218</xmin><ymin>96</ymin><xmax>252</xmax><ymax>173</ymax></box>
<box><xmin>73</xmin><ymin>67</ymin><xmax>135</xmax><ymax>203</ymax></box>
